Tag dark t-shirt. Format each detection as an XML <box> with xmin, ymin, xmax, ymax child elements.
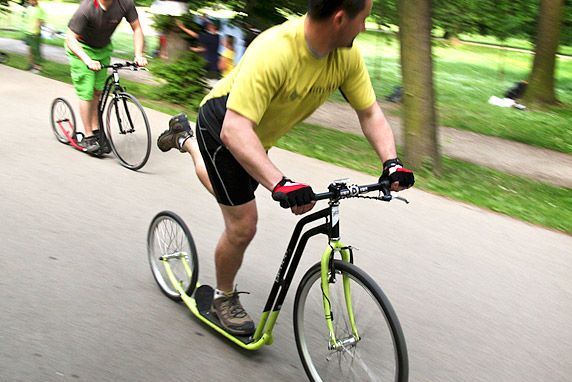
<box><xmin>68</xmin><ymin>0</ymin><xmax>138</xmax><ymax>48</ymax></box>
<box><xmin>198</xmin><ymin>31</ymin><xmax>220</xmax><ymax>73</ymax></box>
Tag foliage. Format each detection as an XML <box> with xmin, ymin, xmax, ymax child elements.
<box><xmin>371</xmin><ymin>0</ymin><xmax>398</xmax><ymax>27</ymax></box>
<box><xmin>149</xmin><ymin>51</ymin><xmax>208</xmax><ymax>109</ymax></box>
<box><xmin>222</xmin><ymin>0</ymin><xmax>306</xmax><ymax>30</ymax></box>
<box><xmin>151</xmin><ymin>11</ymin><xmax>197</xmax><ymax>35</ymax></box>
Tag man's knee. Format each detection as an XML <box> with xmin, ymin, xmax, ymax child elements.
<box><xmin>224</xmin><ymin>208</ymin><xmax>257</xmax><ymax>246</ymax></box>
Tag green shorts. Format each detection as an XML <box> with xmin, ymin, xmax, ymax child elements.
<box><xmin>66</xmin><ymin>43</ymin><xmax>113</xmax><ymax>101</ymax></box>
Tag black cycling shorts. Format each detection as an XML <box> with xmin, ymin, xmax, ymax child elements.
<box><xmin>196</xmin><ymin>115</ymin><xmax>259</xmax><ymax>206</ymax></box>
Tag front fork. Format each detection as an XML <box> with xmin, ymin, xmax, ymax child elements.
<box><xmin>320</xmin><ymin>240</ymin><xmax>360</xmax><ymax>350</ymax></box>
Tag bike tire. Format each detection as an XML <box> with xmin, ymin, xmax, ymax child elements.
<box><xmin>147</xmin><ymin>211</ymin><xmax>199</xmax><ymax>301</ymax></box>
<box><xmin>105</xmin><ymin>92</ymin><xmax>151</xmax><ymax>171</ymax></box>
<box><xmin>50</xmin><ymin>98</ymin><xmax>76</xmax><ymax>145</ymax></box>
<box><xmin>293</xmin><ymin>260</ymin><xmax>408</xmax><ymax>382</ymax></box>
<box><xmin>0</xmin><ymin>52</ymin><xmax>8</xmax><ymax>64</ymax></box>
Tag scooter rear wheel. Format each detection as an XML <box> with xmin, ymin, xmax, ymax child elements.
<box><xmin>147</xmin><ymin>211</ymin><xmax>199</xmax><ymax>301</ymax></box>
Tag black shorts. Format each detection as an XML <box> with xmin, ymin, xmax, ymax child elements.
<box><xmin>196</xmin><ymin>114</ymin><xmax>259</xmax><ymax>206</ymax></box>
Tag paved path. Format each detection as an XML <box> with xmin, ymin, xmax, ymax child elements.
<box><xmin>2</xmin><ymin>37</ymin><xmax>571</xmax><ymax>188</ymax></box>
<box><xmin>306</xmin><ymin>102</ymin><xmax>572</xmax><ymax>189</ymax></box>
<box><xmin>1</xmin><ymin>65</ymin><xmax>571</xmax><ymax>381</ymax></box>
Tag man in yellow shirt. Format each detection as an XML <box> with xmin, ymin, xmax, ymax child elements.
<box><xmin>24</xmin><ymin>0</ymin><xmax>46</xmax><ymax>73</ymax></box>
<box><xmin>157</xmin><ymin>0</ymin><xmax>414</xmax><ymax>336</ymax></box>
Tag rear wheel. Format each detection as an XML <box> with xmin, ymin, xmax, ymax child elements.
<box><xmin>105</xmin><ymin>92</ymin><xmax>151</xmax><ymax>171</ymax></box>
<box><xmin>293</xmin><ymin>260</ymin><xmax>408</xmax><ymax>382</ymax></box>
<box><xmin>147</xmin><ymin>211</ymin><xmax>199</xmax><ymax>301</ymax></box>
<box><xmin>50</xmin><ymin>98</ymin><xmax>76</xmax><ymax>145</ymax></box>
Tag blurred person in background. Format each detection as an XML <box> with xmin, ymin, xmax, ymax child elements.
<box><xmin>177</xmin><ymin>18</ymin><xmax>220</xmax><ymax>79</ymax></box>
<box><xmin>218</xmin><ymin>35</ymin><xmax>234</xmax><ymax>77</ymax></box>
<box><xmin>23</xmin><ymin>0</ymin><xmax>45</xmax><ymax>73</ymax></box>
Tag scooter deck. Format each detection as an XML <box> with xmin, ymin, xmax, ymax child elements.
<box><xmin>193</xmin><ymin>285</ymin><xmax>255</xmax><ymax>344</ymax></box>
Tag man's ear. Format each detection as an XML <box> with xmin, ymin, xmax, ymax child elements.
<box><xmin>332</xmin><ymin>9</ymin><xmax>346</xmax><ymax>28</ymax></box>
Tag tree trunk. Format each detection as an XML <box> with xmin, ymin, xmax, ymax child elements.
<box><xmin>399</xmin><ymin>0</ymin><xmax>441</xmax><ymax>172</ymax></box>
<box><xmin>522</xmin><ymin>0</ymin><xmax>565</xmax><ymax>106</ymax></box>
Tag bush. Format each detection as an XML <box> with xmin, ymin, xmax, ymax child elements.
<box><xmin>149</xmin><ymin>51</ymin><xmax>208</xmax><ymax>109</ymax></box>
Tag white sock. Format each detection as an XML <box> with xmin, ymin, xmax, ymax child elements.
<box><xmin>214</xmin><ymin>288</ymin><xmax>231</xmax><ymax>300</ymax></box>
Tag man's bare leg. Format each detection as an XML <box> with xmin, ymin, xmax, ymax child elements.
<box><xmin>215</xmin><ymin>200</ymin><xmax>258</xmax><ymax>292</ymax></box>
<box><xmin>78</xmin><ymin>90</ymin><xmax>99</xmax><ymax>136</ymax></box>
<box><xmin>91</xmin><ymin>90</ymin><xmax>102</xmax><ymax>133</ymax></box>
<box><xmin>181</xmin><ymin>136</ymin><xmax>213</xmax><ymax>194</ymax></box>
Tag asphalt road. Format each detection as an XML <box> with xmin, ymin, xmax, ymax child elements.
<box><xmin>1</xmin><ymin>65</ymin><xmax>571</xmax><ymax>382</ymax></box>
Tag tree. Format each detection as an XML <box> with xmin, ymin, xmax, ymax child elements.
<box><xmin>224</xmin><ymin>0</ymin><xmax>307</xmax><ymax>31</ymax></box>
<box><xmin>523</xmin><ymin>0</ymin><xmax>566</xmax><ymax>106</ymax></box>
<box><xmin>399</xmin><ymin>0</ymin><xmax>441</xmax><ymax>172</ymax></box>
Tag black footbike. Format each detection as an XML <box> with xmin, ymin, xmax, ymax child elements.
<box><xmin>50</xmin><ymin>62</ymin><xmax>151</xmax><ymax>171</ymax></box>
<box><xmin>147</xmin><ymin>178</ymin><xmax>410</xmax><ymax>381</ymax></box>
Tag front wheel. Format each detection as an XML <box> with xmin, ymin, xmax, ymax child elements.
<box><xmin>147</xmin><ymin>211</ymin><xmax>199</xmax><ymax>301</ymax></box>
<box><xmin>293</xmin><ymin>260</ymin><xmax>408</xmax><ymax>382</ymax></box>
<box><xmin>105</xmin><ymin>92</ymin><xmax>151</xmax><ymax>171</ymax></box>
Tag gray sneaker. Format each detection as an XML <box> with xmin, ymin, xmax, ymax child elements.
<box><xmin>157</xmin><ymin>113</ymin><xmax>193</xmax><ymax>152</ymax></box>
<box><xmin>78</xmin><ymin>135</ymin><xmax>100</xmax><ymax>153</ymax></box>
<box><xmin>211</xmin><ymin>289</ymin><xmax>255</xmax><ymax>336</ymax></box>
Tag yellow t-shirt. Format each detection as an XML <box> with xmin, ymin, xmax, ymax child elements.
<box><xmin>200</xmin><ymin>16</ymin><xmax>376</xmax><ymax>150</ymax></box>
<box><xmin>220</xmin><ymin>47</ymin><xmax>235</xmax><ymax>77</ymax></box>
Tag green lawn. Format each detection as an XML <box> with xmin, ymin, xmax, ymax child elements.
<box><xmin>351</xmin><ymin>32</ymin><xmax>572</xmax><ymax>154</ymax></box>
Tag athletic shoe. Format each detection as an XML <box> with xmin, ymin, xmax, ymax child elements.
<box><xmin>94</xmin><ymin>130</ymin><xmax>112</xmax><ymax>154</ymax></box>
<box><xmin>157</xmin><ymin>113</ymin><xmax>193</xmax><ymax>152</ymax></box>
<box><xmin>211</xmin><ymin>289</ymin><xmax>255</xmax><ymax>336</ymax></box>
<box><xmin>78</xmin><ymin>135</ymin><xmax>100</xmax><ymax>153</ymax></box>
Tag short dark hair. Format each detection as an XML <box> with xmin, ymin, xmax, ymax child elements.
<box><xmin>308</xmin><ymin>0</ymin><xmax>366</xmax><ymax>20</ymax></box>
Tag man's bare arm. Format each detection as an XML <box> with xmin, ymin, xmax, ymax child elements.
<box><xmin>130</xmin><ymin>19</ymin><xmax>147</xmax><ymax>66</ymax></box>
<box><xmin>356</xmin><ymin>102</ymin><xmax>398</xmax><ymax>163</ymax></box>
<box><xmin>220</xmin><ymin>109</ymin><xmax>284</xmax><ymax>191</ymax></box>
<box><xmin>65</xmin><ymin>28</ymin><xmax>100</xmax><ymax>70</ymax></box>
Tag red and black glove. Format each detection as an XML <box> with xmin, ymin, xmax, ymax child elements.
<box><xmin>272</xmin><ymin>177</ymin><xmax>315</xmax><ymax>209</ymax></box>
<box><xmin>380</xmin><ymin>158</ymin><xmax>415</xmax><ymax>189</ymax></box>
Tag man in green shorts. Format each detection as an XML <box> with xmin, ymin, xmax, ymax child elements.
<box><xmin>157</xmin><ymin>0</ymin><xmax>415</xmax><ymax>336</ymax></box>
<box><xmin>24</xmin><ymin>0</ymin><xmax>46</xmax><ymax>73</ymax></box>
<box><xmin>66</xmin><ymin>0</ymin><xmax>147</xmax><ymax>153</ymax></box>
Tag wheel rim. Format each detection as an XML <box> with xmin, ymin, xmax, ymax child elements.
<box><xmin>50</xmin><ymin>98</ymin><xmax>75</xmax><ymax>144</ymax></box>
<box><xmin>106</xmin><ymin>94</ymin><xmax>151</xmax><ymax>170</ymax></box>
<box><xmin>148</xmin><ymin>214</ymin><xmax>195</xmax><ymax>299</ymax></box>
<box><xmin>296</xmin><ymin>269</ymin><xmax>400</xmax><ymax>381</ymax></box>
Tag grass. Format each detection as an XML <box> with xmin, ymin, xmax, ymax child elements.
<box><xmin>351</xmin><ymin>32</ymin><xmax>572</xmax><ymax>154</ymax></box>
<box><xmin>458</xmin><ymin>33</ymin><xmax>572</xmax><ymax>56</ymax></box>
<box><xmin>2</xmin><ymin>49</ymin><xmax>571</xmax><ymax>235</ymax></box>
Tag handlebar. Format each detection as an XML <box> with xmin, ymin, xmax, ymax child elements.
<box><xmin>101</xmin><ymin>61</ymin><xmax>148</xmax><ymax>71</ymax></box>
<box><xmin>314</xmin><ymin>179</ymin><xmax>408</xmax><ymax>204</ymax></box>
